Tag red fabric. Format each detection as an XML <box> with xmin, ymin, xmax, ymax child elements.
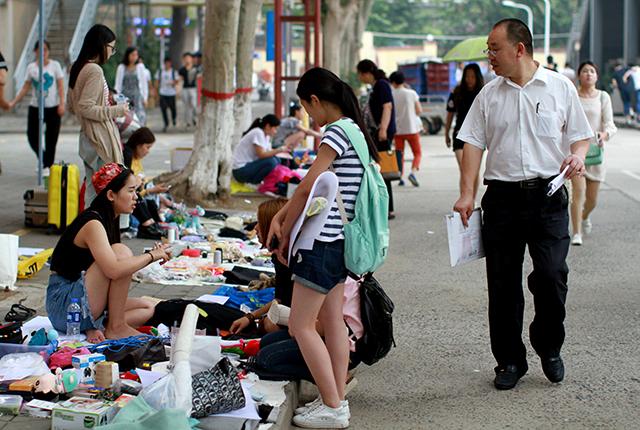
<box><xmin>257</xmin><ymin>165</ymin><xmax>301</xmax><ymax>194</ymax></box>
<box><xmin>92</xmin><ymin>163</ymin><xmax>124</xmax><ymax>195</ymax></box>
<box><xmin>49</xmin><ymin>346</ymin><xmax>91</xmax><ymax>370</ymax></box>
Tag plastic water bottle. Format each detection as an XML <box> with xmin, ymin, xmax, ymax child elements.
<box><xmin>66</xmin><ymin>298</ymin><xmax>82</xmax><ymax>338</ymax></box>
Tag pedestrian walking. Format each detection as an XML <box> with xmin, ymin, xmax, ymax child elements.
<box><xmin>453</xmin><ymin>19</ymin><xmax>593</xmax><ymax>390</ymax></box>
<box><xmin>389</xmin><ymin>71</ymin><xmax>422</xmax><ymax>187</ymax></box>
<box><xmin>9</xmin><ymin>40</ymin><xmax>65</xmax><ymax>172</ymax></box>
<box><xmin>357</xmin><ymin>59</ymin><xmax>397</xmax><ymax>219</ymax></box>
<box><xmin>268</xmin><ymin>67</ymin><xmax>380</xmax><ymax>429</ymax></box>
<box><xmin>570</xmin><ymin>61</ymin><xmax>617</xmax><ymax>246</ymax></box>
<box><xmin>611</xmin><ymin>62</ymin><xmax>633</xmax><ymax>122</ymax></box>
<box><xmin>155</xmin><ymin>58</ymin><xmax>177</xmax><ymax>132</ymax></box>
<box><xmin>623</xmin><ymin>65</ymin><xmax>640</xmax><ymax>121</ymax></box>
<box><xmin>444</xmin><ymin>63</ymin><xmax>484</xmax><ymax>195</ymax></box>
<box><xmin>67</xmin><ymin>24</ymin><xmax>129</xmax><ymax>204</ymax></box>
<box><xmin>178</xmin><ymin>52</ymin><xmax>198</xmax><ymax>128</ymax></box>
<box><xmin>115</xmin><ymin>47</ymin><xmax>148</xmax><ymax>125</ymax></box>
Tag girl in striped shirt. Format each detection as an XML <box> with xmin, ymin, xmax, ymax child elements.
<box><xmin>268</xmin><ymin>67</ymin><xmax>379</xmax><ymax>429</ymax></box>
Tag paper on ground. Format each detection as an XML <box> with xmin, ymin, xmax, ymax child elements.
<box><xmin>136</xmin><ymin>368</ymin><xmax>165</xmax><ymax>387</ymax></box>
<box><xmin>445</xmin><ymin>209</ymin><xmax>485</xmax><ymax>267</ymax></box>
<box><xmin>196</xmin><ymin>295</ymin><xmax>229</xmax><ymax>305</ymax></box>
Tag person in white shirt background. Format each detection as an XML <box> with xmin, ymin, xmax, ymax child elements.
<box><xmin>9</xmin><ymin>40</ymin><xmax>65</xmax><ymax>172</ymax></box>
<box><xmin>155</xmin><ymin>58</ymin><xmax>178</xmax><ymax>132</ymax></box>
<box><xmin>454</xmin><ymin>19</ymin><xmax>593</xmax><ymax>391</ymax></box>
<box><xmin>389</xmin><ymin>71</ymin><xmax>422</xmax><ymax>187</ymax></box>
<box><xmin>561</xmin><ymin>62</ymin><xmax>576</xmax><ymax>82</ymax></box>
<box><xmin>623</xmin><ymin>65</ymin><xmax>640</xmax><ymax>121</ymax></box>
<box><xmin>115</xmin><ymin>47</ymin><xmax>149</xmax><ymax>125</ymax></box>
<box><xmin>569</xmin><ymin>61</ymin><xmax>617</xmax><ymax>246</ymax></box>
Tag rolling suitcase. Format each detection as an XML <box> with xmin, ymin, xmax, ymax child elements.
<box><xmin>23</xmin><ymin>188</ymin><xmax>48</xmax><ymax>227</ymax></box>
<box><xmin>48</xmin><ymin>163</ymin><xmax>80</xmax><ymax>231</ymax></box>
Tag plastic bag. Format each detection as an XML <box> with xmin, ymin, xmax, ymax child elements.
<box><xmin>141</xmin><ymin>361</ymin><xmax>192</xmax><ymax>414</ymax></box>
<box><xmin>0</xmin><ymin>235</ymin><xmax>19</xmax><ymax>290</ymax></box>
<box><xmin>187</xmin><ymin>336</ymin><xmax>221</xmax><ymax>375</ymax></box>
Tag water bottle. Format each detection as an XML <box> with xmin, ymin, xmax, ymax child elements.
<box><xmin>66</xmin><ymin>298</ymin><xmax>82</xmax><ymax>338</ymax></box>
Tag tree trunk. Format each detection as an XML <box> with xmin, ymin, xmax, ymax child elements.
<box><xmin>169</xmin><ymin>2</ymin><xmax>188</xmax><ymax>66</ymax></box>
<box><xmin>323</xmin><ymin>0</ymin><xmax>358</xmax><ymax>76</ymax></box>
<box><xmin>343</xmin><ymin>0</ymin><xmax>374</xmax><ymax>79</ymax></box>
<box><xmin>233</xmin><ymin>0</ymin><xmax>263</xmax><ymax>149</ymax></box>
<box><xmin>165</xmin><ymin>0</ymin><xmax>241</xmax><ymax>204</ymax></box>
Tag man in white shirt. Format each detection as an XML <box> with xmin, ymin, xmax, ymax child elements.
<box><xmin>389</xmin><ymin>71</ymin><xmax>422</xmax><ymax>186</ymax></box>
<box><xmin>453</xmin><ymin>19</ymin><xmax>593</xmax><ymax>391</ymax></box>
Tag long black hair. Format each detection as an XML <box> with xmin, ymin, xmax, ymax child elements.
<box><xmin>453</xmin><ymin>63</ymin><xmax>484</xmax><ymax>106</ymax></box>
<box><xmin>69</xmin><ymin>24</ymin><xmax>115</xmax><ymax>89</ymax></box>
<box><xmin>88</xmin><ymin>168</ymin><xmax>134</xmax><ymax>244</ymax></box>
<box><xmin>243</xmin><ymin>114</ymin><xmax>280</xmax><ymax>136</ymax></box>
<box><xmin>122</xmin><ymin>47</ymin><xmax>138</xmax><ymax>66</ymax></box>
<box><xmin>297</xmin><ymin>67</ymin><xmax>379</xmax><ymax>162</ymax></box>
<box><xmin>357</xmin><ymin>59</ymin><xmax>388</xmax><ymax>81</ymax></box>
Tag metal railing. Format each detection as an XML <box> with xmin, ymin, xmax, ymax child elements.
<box><xmin>68</xmin><ymin>0</ymin><xmax>102</xmax><ymax>64</ymax></box>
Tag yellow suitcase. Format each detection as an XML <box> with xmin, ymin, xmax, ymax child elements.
<box><xmin>48</xmin><ymin>163</ymin><xmax>80</xmax><ymax>231</ymax></box>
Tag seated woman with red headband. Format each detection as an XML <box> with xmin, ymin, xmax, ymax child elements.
<box><xmin>46</xmin><ymin>163</ymin><xmax>171</xmax><ymax>342</ymax></box>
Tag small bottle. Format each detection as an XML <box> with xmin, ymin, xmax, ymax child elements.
<box><xmin>213</xmin><ymin>249</ymin><xmax>222</xmax><ymax>265</ymax></box>
<box><xmin>66</xmin><ymin>298</ymin><xmax>82</xmax><ymax>339</ymax></box>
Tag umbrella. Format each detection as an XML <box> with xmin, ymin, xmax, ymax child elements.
<box><xmin>443</xmin><ymin>36</ymin><xmax>488</xmax><ymax>62</ymax></box>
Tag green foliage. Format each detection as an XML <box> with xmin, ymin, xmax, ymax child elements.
<box><xmin>368</xmin><ymin>0</ymin><xmax>579</xmax><ymax>53</ymax></box>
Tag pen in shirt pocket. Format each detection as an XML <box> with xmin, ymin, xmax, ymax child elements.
<box><xmin>536</xmin><ymin>102</ymin><xmax>540</xmax><ymax>114</ymax></box>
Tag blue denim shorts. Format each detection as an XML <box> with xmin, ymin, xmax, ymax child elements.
<box><xmin>290</xmin><ymin>240</ymin><xmax>347</xmax><ymax>294</ymax></box>
<box><xmin>46</xmin><ymin>273</ymin><xmax>105</xmax><ymax>332</ymax></box>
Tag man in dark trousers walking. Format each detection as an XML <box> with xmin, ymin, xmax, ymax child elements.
<box><xmin>453</xmin><ymin>19</ymin><xmax>593</xmax><ymax>390</ymax></box>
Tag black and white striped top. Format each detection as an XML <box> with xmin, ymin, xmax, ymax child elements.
<box><xmin>318</xmin><ymin>118</ymin><xmax>365</xmax><ymax>242</ymax></box>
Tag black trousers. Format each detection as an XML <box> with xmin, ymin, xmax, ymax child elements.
<box><xmin>481</xmin><ymin>180</ymin><xmax>570</xmax><ymax>368</ymax></box>
<box><xmin>133</xmin><ymin>197</ymin><xmax>161</xmax><ymax>224</ymax></box>
<box><xmin>159</xmin><ymin>95</ymin><xmax>176</xmax><ymax>128</ymax></box>
<box><xmin>27</xmin><ymin>105</ymin><xmax>61</xmax><ymax>168</ymax></box>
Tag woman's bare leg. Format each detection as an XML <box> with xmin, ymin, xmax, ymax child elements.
<box><xmin>318</xmin><ymin>283</ymin><xmax>349</xmax><ymax>400</ymax></box>
<box><xmin>583</xmin><ymin>179</ymin><xmax>601</xmax><ymax>220</ymax></box>
<box><xmin>288</xmin><ymin>283</ymin><xmax>341</xmax><ymax>408</ymax></box>
<box><xmin>124</xmin><ymin>297</ymin><xmax>155</xmax><ymax>327</ymax></box>
<box><xmin>571</xmin><ymin>176</ymin><xmax>586</xmax><ymax>234</ymax></box>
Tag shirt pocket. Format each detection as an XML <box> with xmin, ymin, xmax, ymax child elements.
<box><xmin>536</xmin><ymin>111</ymin><xmax>561</xmax><ymax>139</ymax></box>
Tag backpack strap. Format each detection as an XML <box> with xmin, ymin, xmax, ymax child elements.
<box><xmin>331</xmin><ymin>168</ymin><xmax>349</xmax><ymax>226</ymax></box>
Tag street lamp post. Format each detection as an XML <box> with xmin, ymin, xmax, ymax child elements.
<box><xmin>502</xmin><ymin>1</ymin><xmax>534</xmax><ymax>36</ymax></box>
<box><xmin>543</xmin><ymin>0</ymin><xmax>551</xmax><ymax>59</ymax></box>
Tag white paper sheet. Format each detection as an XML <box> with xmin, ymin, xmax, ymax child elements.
<box><xmin>445</xmin><ymin>209</ymin><xmax>485</xmax><ymax>267</ymax></box>
<box><xmin>196</xmin><ymin>295</ymin><xmax>229</xmax><ymax>305</ymax></box>
<box><xmin>136</xmin><ymin>368</ymin><xmax>165</xmax><ymax>387</ymax></box>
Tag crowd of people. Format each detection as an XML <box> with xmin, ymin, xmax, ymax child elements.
<box><xmin>0</xmin><ymin>15</ymin><xmax>632</xmax><ymax>429</ymax></box>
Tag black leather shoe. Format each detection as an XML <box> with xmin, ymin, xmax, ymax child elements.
<box><xmin>494</xmin><ymin>364</ymin><xmax>528</xmax><ymax>390</ymax></box>
<box><xmin>541</xmin><ymin>356</ymin><xmax>564</xmax><ymax>383</ymax></box>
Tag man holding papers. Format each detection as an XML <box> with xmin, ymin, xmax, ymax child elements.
<box><xmin>453</xmin><ymin>19</ymin><xmax>593</xmax><ymax>390</ymax></box>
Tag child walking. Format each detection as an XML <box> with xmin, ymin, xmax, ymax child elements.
<box><xmin>268</xmin><ymin>67</ymin><xmax>380</xmax><ymax>429</ymax></box>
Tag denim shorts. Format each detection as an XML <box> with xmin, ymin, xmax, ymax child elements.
<box><xmin>290</xmin><ymin>239</ymin><xmax>347</xmax><ymax>294</ymax></box>
<box><xmin>46</xmin><ymin>273</ymin><xmax>105</xmax><ymax>332</ymax></box>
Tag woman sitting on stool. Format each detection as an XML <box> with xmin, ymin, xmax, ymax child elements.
<box><xmin>232</xmin><ymin>114</ymin><xmax>291</xmax><ymax>184</ymax></box>
<box><xmin>46</xmin><ymin>163</ymin><xmax>171</xmax><ymax>343</ymax></box>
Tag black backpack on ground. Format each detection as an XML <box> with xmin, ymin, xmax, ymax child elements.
<box><xmin>355</xmin><ymin>274</ymin><xmax>396</xmax><ymax>365</ymax></box>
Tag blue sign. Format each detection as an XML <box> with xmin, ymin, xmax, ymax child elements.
<box><xmin>266</xmin><ymin>11</ymin><xmax>274</xmax><ymax>61</ymax></box>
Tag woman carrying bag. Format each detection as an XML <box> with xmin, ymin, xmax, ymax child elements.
<box><xmin>570</xmin><ymin>61</ymin><xmax>617</xmax><ymax>246</ymax></box>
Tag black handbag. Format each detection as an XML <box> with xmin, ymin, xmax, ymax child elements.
<box><xmin>191</xmin><ymin>357</ymin><xmax>246</xmax><ymax>418</ymax></box>
<box><xmin>0</xmin><ymin>322</ymin><xmax>24</xmax><ymax>344</ymax></box>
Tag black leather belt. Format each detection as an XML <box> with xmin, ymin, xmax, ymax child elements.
<box><xmin>484</xmin><ymin>177</ymin><xmax>554</xmax><ymax>189</ymax></box>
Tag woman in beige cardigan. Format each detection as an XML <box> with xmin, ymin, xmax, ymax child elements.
<box><xmin>68</xmin><ymin>24</ymin><xmax>129</xmax><ymax>204</ymax></box>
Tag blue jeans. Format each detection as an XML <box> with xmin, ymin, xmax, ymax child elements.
<box><xmin>232</xmin><ymin>157</ymin><xmax>279</xmax><ymax>184</ymax></box>
<box><xmin>46</xmin><ymin>273</ymin><xmax>106</xmax><ymax>332</ymax></box>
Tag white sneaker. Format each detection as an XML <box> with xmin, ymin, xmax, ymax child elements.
<box><xmin>582</xmin><ymin>218</ymin><xmax>592</xmax><ymax>235</ymax></box>
<box><xmin>571</xmin><ymin>233</ymin><xmax>582</xmax><ymax>246</ymax></box>
<box><xmin>295</xmin><ymin>397</ymin><xmax>348</xmax><ymax>415</ymax></box>
<box><xmin>292</xmin><ymin>402</ymin><xmax>350</xmax><ymax>429</ymax></box>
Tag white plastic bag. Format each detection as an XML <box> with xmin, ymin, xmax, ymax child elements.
<box><xmin>0</xmin><ymin>235</ymin><xmax>19</xmax><ymax>290</ymax></box>
<box><xmin>188</xmin><ymin>336</ymin><xmax>221</xmax><ymax>375</ymax></box>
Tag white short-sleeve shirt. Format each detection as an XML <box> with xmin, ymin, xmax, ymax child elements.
<box><xmin>457</xmin><ymin>64</ymin><xmax>594</xmax><ymax>182</ymax></box>
<box><xmin>232</xmin><ymin>127</ymin><xmax>271</xmax><ymax>170</ymax></box>
<box><xmin>26</xmin><ymin>60</ymin><xmax>64</xmax><ymax>108</ymax></box>
<box><xmin>392</xmin><ymin>87</ymin><xmax>421</xmax><ymax>135</ymax></box>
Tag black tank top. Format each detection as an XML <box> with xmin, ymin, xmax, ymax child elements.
<box><xmin>50</xmin><ymin>210</ymin><xmax>104</xmax><ymax>281</ymax></box>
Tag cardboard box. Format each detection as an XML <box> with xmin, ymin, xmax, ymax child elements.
<box><xmin>71</xmin><ymin>353</ymin><xmax>105</xmax><ymax>384</ymax></box>
<box><xmin>51</xmin><ymin>397</ymin><xmax>116</xmax><ymax>429</ymax></box>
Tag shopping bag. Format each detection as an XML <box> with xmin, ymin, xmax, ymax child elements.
<box><xmin>0</xmin><ymin>234</ymin><xmax>19</xmax><ymax>290</ymax></box>
<box><xmin>377</xmin><ymin>150</ymin><xmax>402</xmax><ymax>181</ymax></box>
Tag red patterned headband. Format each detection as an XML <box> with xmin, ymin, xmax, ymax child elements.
<box><xmin>92</xmin><ymin>163</ymin><xmax>125</xmax><ymax>195</ymax></box>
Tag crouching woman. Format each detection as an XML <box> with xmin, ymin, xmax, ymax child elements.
<box><xmin>46</xmin><ymin>163</ymin><xmax>170</xmax><ymax>343</ymax></box>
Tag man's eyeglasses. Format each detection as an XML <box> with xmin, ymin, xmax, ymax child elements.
<box><xmin>482</xmin><ymin>48</ymin><xmax>498</xmax><ymax>57</ymax></box>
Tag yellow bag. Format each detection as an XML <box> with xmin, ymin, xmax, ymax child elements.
<box><xmin>17</xmin><ymin>248</ymin><xmax>53</xmax><ymax>279</ymax></box>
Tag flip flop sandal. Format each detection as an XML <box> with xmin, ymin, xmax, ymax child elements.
<box><xmin>5</xmin><ymin>298</ymin><xmax>36</xmax><ymax>322</ymax></box>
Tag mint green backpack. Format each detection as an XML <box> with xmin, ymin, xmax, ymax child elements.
<box><xmin>331</xmin><ymin>119</ymin><xmax>389</xmax><ymax>276</ymax></box>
